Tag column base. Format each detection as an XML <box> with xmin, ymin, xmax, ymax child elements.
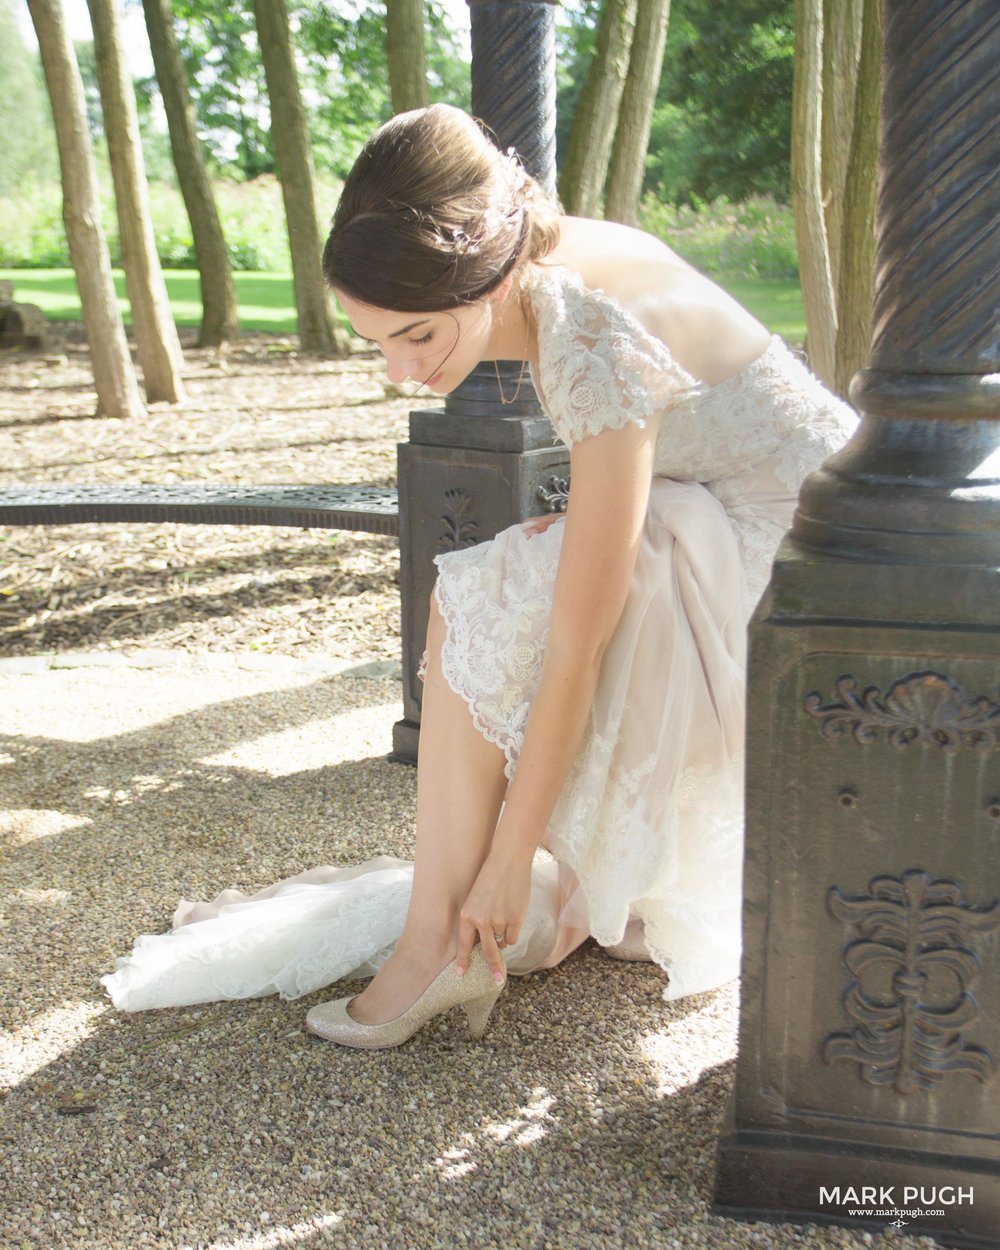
<box><xmin>715</xmin><ymin>1122</ymin><xmax>1000</xmax><ymax>1249</ymax></box>
<box><xmin>390</xmin><ymin>718</ymin><xmax>419</xmax><ymax>766</ymax></box>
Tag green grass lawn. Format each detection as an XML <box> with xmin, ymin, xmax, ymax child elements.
<box><xmin>0</xmin><ymin>268</ymin><xmax>806</xmax><ymax>343</ymax></box>
<box><xmin>716</xmin><ymin>277</ymin><xmax>806</xmax><ymax>344</ymax></box>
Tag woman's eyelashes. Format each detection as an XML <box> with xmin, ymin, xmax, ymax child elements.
<box><xmin>357</xmin><ymin>331</ymin><xmax>433</xmax><ymax>348</ymax></box>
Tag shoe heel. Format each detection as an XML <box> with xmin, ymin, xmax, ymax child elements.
<box><xmin>461</xmin><ymin>987</ymin><xmax>501</xmax><ymax>1039</ymax></box>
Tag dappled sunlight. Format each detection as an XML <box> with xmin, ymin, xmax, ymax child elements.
<box><xmin>80</xmin><ymin>771</ymin><xmax>191</xmax><ymax>808</ymax></box>
<box><xmin>78</xmin><ymin>770</ymin><xmax>242</xmax><ymax>811</ymax></box>
<box><xmin>0</xmin><ymin>807</ymin><xmax>91</xmax><ymax>845</ymax></box>
<box><xmin>0</xmin><ymin>1000</ymin><xmax>105</xmax><ymax>1086</ymax></box>
<box><xmin>11</xmin><ymin>886</ymin><xmax>71</xmax><ymax>906</ymax></box>
<box><xmin>432</xmin><ymin>1087</ymin><xmax>557</xmax><ymax>1181</ymax></box>
<box><xmin>200</xmin><ymin>702</ymin><xmax>400</xmax><ymax>776</ymax></box>
<box><xmin>638</xmin><ymin>985</ymin><xmax>738</xmax><ymax>1096</ymax></box>
<box><xmin>0</xmin><ymin>665</ymin><xmax>364</xmax><ymax>744</ymax></box>
<box><xmin>197</xmin><ymin>1212</ymin><xmax>344</xmax><ymax>1250</ymax></box>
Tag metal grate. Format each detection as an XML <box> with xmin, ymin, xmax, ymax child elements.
<box><xmin>0</xmin><ymin>483</ymin><xmax>400</xmax><ymax>536</ymax></box>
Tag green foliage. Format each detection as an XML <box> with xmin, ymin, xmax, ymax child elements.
<box><xmin>0</xmin><ymin>0</ymin><xmax>58</xmax><ymax>194</ymax></box>
<box><xmin>425</xmin><ymin>1</ymin><xmax>471</xmax><ymax>114</ymax></box>
<box><xmin>0</xmin><ymin>172</ymin><xmax>792</xmax><ymax>286</ymax></box>
<box><xmin>640</xmin><ymin>194</ymin><xmax>798</xmax><ymax>280</ymax></box>
<box><xmin>650</xmin><ymin>0</ymin><xmax>794</xmax><ymax>204</ymax></box>
<box><xmin>0</xmin><ymin>265</ymin><xmax>803</xmax><ymax>341</ymax></box>
<box><xmin>0</xmin><ymin>184</ymin><xmax>67</xmax><ymax>268</ymax></box>
<box><xmin>73</xmin><ymin>39</ymin><xmax>106</xmax><ymax>140</ymax></box>
<box><xmin>554</xmin><ymin>0</ymin><xmax>602</xmax><ymax>168</ymax></box>
<box><xmin>296</xmin><ymin>0</ymin><xmax>393</xmax><ymax>176</ymax></box>
<box><xmin>556</xmin><ymin>0</ymin><xmax>794</xmax><ymax>207</ymax></box>
<box><xmin>0</xmin><ymin>172</ymin><xmax>343</xmax><ymax>271</ymax></box>
<box><xmin>172</xmin><ymin>1</ymin><xmax>274</xmax><ymax>180</ymax></box>
<box><xmin>295</xmin><ymin>0</ymin><xmax>468</xmax><ymax>178</ymax></box>
<box><xmin>145</xmin><ymin>175</ymin><xmax>320</xmax><ymax>270</ymax></box>
<box><xmin>114</xmin><ymin>0</ymin><xmax>471</xmax><ymax>184</ymax></box>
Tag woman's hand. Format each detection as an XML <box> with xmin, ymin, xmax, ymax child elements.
<box><xmin>456</xmin><ymin>847</ymin><xmax>534</xmax><ymax>985</ymax></box>
<box><xmin>522</xmin><ymin>513</ymin><xmax>564</xmax><ymax>538</ymax></box>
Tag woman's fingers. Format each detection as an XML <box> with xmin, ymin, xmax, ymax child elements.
<box><xmin>482</xmin><ymin>927</ymin><xmax>507</xmax><ymax>985</ymax></box>
<box><xmin>455</xmin><ymin>915</ymin><xmax>478</xmax><ymax>978</ymax></box>
<box><xmin>456</xmin><ymin>917</ymin><xmax>509</xmax><ymax>985</ymax></box>
<box><xmin>522</xmin><ymin>514</ymin><xmax>560</xmax><ymax>538</ymax></box>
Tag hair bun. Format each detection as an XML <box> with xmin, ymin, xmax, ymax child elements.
<box><xmin>324</xmin><ymin>105</ymin><xmax>561</xmax><ymax>313</ymax></box>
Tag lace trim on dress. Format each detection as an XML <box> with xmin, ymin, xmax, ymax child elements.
<box><xmin>661</xmin><ymin>336</ymin><xmax>857</xmax><ymax>487</ymax></box>
<box><xmin>433</xmin><ymin>522</ymin><xmax>563</xmax><ymax>780</ymax></box>
<box><xmin>524</xmin><ymin>264</ymin><xmax>698</xmax><ymax>448</ymax></box>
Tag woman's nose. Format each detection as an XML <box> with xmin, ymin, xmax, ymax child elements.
<box><xmin>384</xmin><ymin>349</ymin><xmax>417</xmax><ymax>385</ymax></box>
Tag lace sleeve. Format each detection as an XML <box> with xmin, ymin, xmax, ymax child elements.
<box><xmin>527</xmin><ymin>265</ymin><xmax>698</xmax><ymax>448</ymax></box>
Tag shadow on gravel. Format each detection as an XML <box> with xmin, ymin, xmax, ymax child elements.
<box><xmin>0</xmin><ymin>942</ymin><xmax>752</xmax><ymax>1250</ymax></box>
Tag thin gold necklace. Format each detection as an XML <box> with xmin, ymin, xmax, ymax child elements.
<box><xmin>494</xmin><ymin>297</ymin><xmax>531</xmax><ymax>406</ymax></box>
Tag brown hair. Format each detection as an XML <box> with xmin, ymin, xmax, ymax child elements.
<box><xmin>323</xmin><ymin>104</ymin><xmax>561</xmax><ymax>312</ymax></box>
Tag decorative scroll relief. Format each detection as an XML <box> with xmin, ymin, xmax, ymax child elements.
<box><xmin>823</xmin><ymin>871</ymin><xmax>1000</xmax><ymax>1095</ymax></box>
<box><xmin>537</xmin><ymin>474</ymin><xmax>569</xmax><ymax>514</ymax></box>
<box><xmin>803</xmin><ymin>671</ymin><xmax>1000</xmax><ymax>753</ymax></box>
<box><xmin>438</xmin><ymin>489</ymin><xmax>479</xmax><ymax>553</ymax></box>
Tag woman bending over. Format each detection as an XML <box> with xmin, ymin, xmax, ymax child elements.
<box><xmin>102</xmin><ymin>104</ymin><xmax>854</xmax><ymax>1034</ymax></box>
<box><xmin>303</xmin><ymin>104</ymin><xmax>856</xmax><ymax>1047</ymax></box>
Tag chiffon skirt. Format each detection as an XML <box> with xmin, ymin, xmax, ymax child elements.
<box><xmin>434</xmin><ymin>476</ymin><xmax>749</xmax><ymax>1001</ymax></box>
<box><xmin>103</xmin><ymin>476</ymin><xmax>754</xmax><ymax>1010</ymax></box>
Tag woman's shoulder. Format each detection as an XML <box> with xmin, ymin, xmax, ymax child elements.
<box><xmin>535</xmin><ymin>217</ymin><xmax>770</xmax><ymax>387</ymax></box>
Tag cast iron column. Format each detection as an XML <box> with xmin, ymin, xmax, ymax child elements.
<box><xmin>715</xmin><ymin>3</ymin><xmax>1000</xmax><ymax>1247</ymax></box>
<box><xmin>393</xmin><ymin>0</ymin><xmax>565</xmax><ymax>761</ymax></box>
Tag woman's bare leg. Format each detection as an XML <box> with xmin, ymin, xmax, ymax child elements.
<box><xmin>347</xmin><ymin>595</ymin><xmax>509</xmax><ymax>1024</ymax></box>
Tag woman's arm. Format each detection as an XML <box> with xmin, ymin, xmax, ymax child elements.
<box><xmin>455</xmin><ymin>415</ymin><xmax>659</xmax><ymax>977</ymax></box>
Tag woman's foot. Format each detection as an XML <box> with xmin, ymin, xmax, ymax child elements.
<box><xmin>306</xmin><ymin>945</ymin><xmax>504</xmax><ymax>1049</ymax></box>
<box><xmin>347</xmin><ymin>936</ymin><xmax>455</xmax><ymax>1024</ymax></box>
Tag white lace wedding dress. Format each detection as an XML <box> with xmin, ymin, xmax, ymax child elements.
<box><xmin>102</xmin><ymin>264</ymin><xmax>857</xmax><ymax>1012</ymax></box>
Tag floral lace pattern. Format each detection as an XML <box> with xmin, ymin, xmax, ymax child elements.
<box><xmin>430</xmin><ymin>265</ymin><xmax>857</xmax><ymax>1000</ymax></box>
<box><xmin>435</xmin><ymin>521</ymin><xmax>563</xmax><ymax>781</ymax></box>
<box><xmin>655</xmin><ymin>337</ymin><xmax>856</xmax><ymax>486</ymax></box>
<box><xmin>524</xmin><ymin>265</ymin><xmax>857</xmax><ymax>487</ymax></box>
<box><xmin>525</xmin><ymin>265</ymin><xmax>697</xmax><ymax>447</ymax></box>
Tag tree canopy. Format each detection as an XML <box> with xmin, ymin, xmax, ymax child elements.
<box><xmin>558</xmin><ymin>0</ymin><xmax>794</xmax><ymax>207</ymax></box>
<box><xmin>0</xmin><ymin>0</ymin><xmax>58</xmax><ymax>193</ymax></box>
<box><xmin>14</xmin><ymin>0</ymin><xmax>794</xmax><ymax>201</ymax></box>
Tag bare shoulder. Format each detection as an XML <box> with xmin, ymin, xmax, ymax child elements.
<box><xmin>547</xmin><ymin>217</ymin><xmax>772</xmax><ymax>386</ymax></box>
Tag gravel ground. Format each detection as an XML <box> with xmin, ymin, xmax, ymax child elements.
<box><xmin>0</xmin><ymin>328</ymin><xmax>407</xmax><ymax>662</ymax></box>
<box><xmin>0</xmin><ymin>334</ymin><xmax>944</xmax><ymax>1249</ymax></box>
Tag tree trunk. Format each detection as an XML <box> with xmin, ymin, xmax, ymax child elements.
<box><xmin>605</xmin><ymin>0</ymin><xmax>671</xmax><ymax>225</ymax></box>
<box><xmin>253</xmin><ymin>0</ymin><xmax>347</xmax><ymax>355</ymax></box>
<box><xmin>791</xmin><ymin>0</ymin><xmax>836</xmax><ymax>388</ymax></box>
<box><xmin>820</xmin><ymin>0</ymin><xmax>863</xmax><ymax>305</ymax></box>
<box><xmin>559</xmin><ymin>0</ymin><xmax>638</xmax><ymax>218</ymax></box>
<box><xmin>834</xmin><ymin>0</ymin><xmax>880</xmax><ymax>399</ymax></box>
<box><xmin>386</xmin><ymin>0</ymin><xmax>428</xmax><ymax>114</ymax></box>
<box><xmin>143</xmin><ymin>0</ymin><xmax>239</xmax><ymax>348</ymax></box>
<box><xmin>27</xmin><ymin>0</ymin><xmax>144</xmax><ymax>420</ymax></box>
<box><xmin>88</xmin><ymin>0</ymin><xmax>185</xmax><ymax>402</ymax></box>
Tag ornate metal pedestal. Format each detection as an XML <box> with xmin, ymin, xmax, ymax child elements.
<box><xmin>392</xmin><ymin>0</ymin><xmax>565</xmax><ymax>762</ymax></box>
<box><xmin>714</xmin><ymin>3</ymin><xmax>1000</xmax><ymax>1246</ymax></box>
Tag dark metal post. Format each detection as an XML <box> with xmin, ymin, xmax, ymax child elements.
<box><xmin>715</xmin><ymin>3</ymin><xmax>1000</xmax><ymax>1246</ymax></box>
<box><xmin>393</xmin><ymin>0</ymin><xmax>565</xmax><ymax>761</ymax></box>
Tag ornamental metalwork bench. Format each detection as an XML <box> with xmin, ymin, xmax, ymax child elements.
<box><xmin>0</xmin><ymin>484</ymin><xmax>399</xmax><ymax>537</ymax></box>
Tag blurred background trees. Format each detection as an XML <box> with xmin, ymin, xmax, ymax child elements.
<box><xmin>4</xmin><ymin>0</ymin><xmax>879</xmax><ymax>397</ymax></box>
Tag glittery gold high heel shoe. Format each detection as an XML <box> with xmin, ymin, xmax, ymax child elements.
<box><xmin>305</xmin><ymin>944</ymin><xmax>505</xmax><ymax>1049</ymax></box>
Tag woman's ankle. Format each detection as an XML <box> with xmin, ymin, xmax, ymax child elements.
<box><xmin>394</xmin><ymin>923</ymin><xmax>457</xmax><ymax>968</ymax></box>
